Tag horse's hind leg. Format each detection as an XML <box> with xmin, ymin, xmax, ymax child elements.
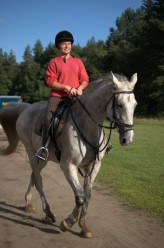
<box><xmin>24</xmin><ymin>172</ymin><xmax>35</xmax><ymax>212</ymax></box>
<box><xmin>28</xmin><ymin>154</ymin><xmax>56</xmax><ymax>223</ymax></box>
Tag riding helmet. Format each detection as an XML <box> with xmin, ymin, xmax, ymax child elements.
<box><xmin>55</xmin><ymin>30</ymin><xmax>74</xmax><ymax>48</ymax></box>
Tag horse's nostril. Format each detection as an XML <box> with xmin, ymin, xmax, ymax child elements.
<box><xmin>122</xmin><ymin>138</ymin><xmax>126</xmax><ymax>144</ymax></box>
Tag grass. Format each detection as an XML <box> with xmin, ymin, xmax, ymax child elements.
<box><xmin>97</xmin><ymin>118</ymin><xmax>164</xmax><ymax>221</ymax></box>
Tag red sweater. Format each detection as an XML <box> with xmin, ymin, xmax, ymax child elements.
<box><xmin>46</xmin><ymin>56</ymin><xmax>89</xmax><ymax>97</ymax></box>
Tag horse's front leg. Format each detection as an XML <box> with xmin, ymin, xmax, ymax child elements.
<box><xmin>60</xmin><ymin>162</ymin><xmax>84</xmax><ymax>231</ymax></box>
<box><xmin>60</xmin><ymin>205</ymin><xmax>82</xmax><ymax>231</ymax></box>
<box><xmin>79</xmin><ymin>160</ymin><xmax>102</xmax><ymax>238</ymax></box>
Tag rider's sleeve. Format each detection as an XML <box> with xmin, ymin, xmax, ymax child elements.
<box><xmin>45</xmin><ymin>59</ymin><xmax>58</xmax><ymax>88</ymax></box>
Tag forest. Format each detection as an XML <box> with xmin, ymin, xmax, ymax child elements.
<box><xmin>0</xmin><ymin>0</ymin><xmax>163</xmax><ymax>116</ymax></box>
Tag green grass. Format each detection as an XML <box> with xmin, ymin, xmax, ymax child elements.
<box><xmin>97</xmin><ymin>118</ymin><xmax>164</xmax><ymax>221</ymax></box>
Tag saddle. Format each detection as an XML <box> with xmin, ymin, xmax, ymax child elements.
<box><xmin>35</xmin><ymin>97</ymin><xmax>73</xmax><ymax>135</ymax></box>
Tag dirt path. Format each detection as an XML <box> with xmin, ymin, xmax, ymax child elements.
<box><xmin>0</xmin><ymin>131</ymin><xmax>163</xmax><ymax>248</ymax></box>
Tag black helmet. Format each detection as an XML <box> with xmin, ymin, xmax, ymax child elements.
<box><xmin>55</xmin><ymin>30</ymin><xmax>74</xmax><ymax>48</ymax></box>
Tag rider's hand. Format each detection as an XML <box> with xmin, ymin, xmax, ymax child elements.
<box><xmin>64</xmin><ymin>85</ymin><xmax>77</xmax><ymax>95</ymax></box>
<box><xmin>69</xmin><ymin>87</ymin><xmax>78</xmax><ymax>95</ymax></box>
<box><xmin>76</xmin><ymin>87</ymin><xmax>83</xmax><ymax>96</ymax></box>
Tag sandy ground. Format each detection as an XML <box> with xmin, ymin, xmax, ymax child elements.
<box><xmin>0</xmin><ymin>130</ymin><xmax>163</xmax><ymax>248</ymax></box>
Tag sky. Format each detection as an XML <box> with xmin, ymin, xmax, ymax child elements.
<box><xmin>0</xmin><ymin>0</ymin><xmax>143</xmax><ymax>62</ymax></box>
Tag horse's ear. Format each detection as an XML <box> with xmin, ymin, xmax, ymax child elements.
<box><xmin>130</xmin><ymin>73</ymin><xmax>137</xmax><ymax>88</ymax></box>
<box><xmin>111</xmin><ymin>71</ymin><xmax>122</xmax><ymax>89</ymax></box>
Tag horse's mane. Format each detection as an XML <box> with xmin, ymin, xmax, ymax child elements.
<box><xmin>84</xmin><ymin>72</ymin><xmax>129</xmax><ymax>95</ymax></box>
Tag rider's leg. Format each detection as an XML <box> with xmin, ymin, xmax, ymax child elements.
<box><xmin>36</xmin><ymin>96</ymin><xmax>61</xmax><ymax>161</ymax></box>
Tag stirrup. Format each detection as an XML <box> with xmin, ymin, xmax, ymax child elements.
<box><xmin>36</xmin><ymin>147</ymin><xmax>49</xmax><ymax>161</ymax></box>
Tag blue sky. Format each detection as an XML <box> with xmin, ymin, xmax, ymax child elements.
<box><xmin>0</xmin><ymin>0</ymin><xmax>143</xmax><ymax>62</ymax></box>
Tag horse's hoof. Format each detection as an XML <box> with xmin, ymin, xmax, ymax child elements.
<box><xmin>24</xmin><ymin>204</ymin><xmax>35</xmax><ymax>213</ymax></box>
<box><xmin>44</xmin><ymin>215</ymin><xmax>56</xmax><ymax>224</ymax></box>
<box><xmin>60</xmin><ymin>220</ymin><xmax>69</xmax><ymax>232</ymax></box>
<box><xmin>60</xmin><ymin>218</ymin><xmax>75</xmax><ymax>232</ymax></box>
<box><xmin>80</xmin><ymin>231</ymin><xmax>94</xmax><ymax>239</ymax></box>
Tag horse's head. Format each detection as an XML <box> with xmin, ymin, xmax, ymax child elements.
<box><xmin>107</xmin><ymin>72</ymin><xmax>138</xmax><ymax>146</ymax></box>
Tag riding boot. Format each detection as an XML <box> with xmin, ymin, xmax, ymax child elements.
<box><xmin>36</xmin><ymin>123</ymin><xmax>50</xmax><ymax>161</ymax></box>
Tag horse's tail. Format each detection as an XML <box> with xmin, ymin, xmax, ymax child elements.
<box><xmin>0</xmin><ymin>102</ymin><xmax>29</xmax><ymax>155</ymax></box>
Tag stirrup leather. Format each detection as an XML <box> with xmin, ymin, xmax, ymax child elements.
<box><xmin>36</xmin><ymin>147</ymin><xmax>49</xmax><ymax>161</ymax></box>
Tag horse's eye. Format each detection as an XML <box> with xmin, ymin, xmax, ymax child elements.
<box><xmin>116</xmin><ymin>103</ymin><xmax>123</xmax><ymax>108</ymax></box>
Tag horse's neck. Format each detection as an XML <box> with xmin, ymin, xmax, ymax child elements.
<box><xmin>79</xmin><ymin>84</ymin><xmax>112</xmax><ymax>124</ymax></box>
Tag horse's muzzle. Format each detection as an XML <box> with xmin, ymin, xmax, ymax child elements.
<box><xmin>120</xmin><ymin>130</ymin><xmax>134</xmax><ymax>146</ymax></box>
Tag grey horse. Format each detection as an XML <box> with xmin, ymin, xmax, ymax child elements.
<box><xmin>0</xmin><ymin>72</ymin><xmax>137</xmax><ymax>238</ymax></box>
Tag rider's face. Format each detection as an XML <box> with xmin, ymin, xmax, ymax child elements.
<box><xmin>59</xmin><ymin>41</ymin><xmax>72</xmax><ymax>55</ymax></box>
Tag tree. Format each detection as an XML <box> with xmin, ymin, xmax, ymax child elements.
<box><xmin>23</xmin><ymin>45</ymin><xmax>33</xmax><ymax>62</ymax></box>
<box><xmin>33</xmin><ymin>40</ymin><xmax>44</xmax><ymax>63</ymax></box>
<box><xmin>42</xmin><ymin>42</ymin><xmax>58</xmax><ymax>65</ymax></box>
<box><xmin>140</xmin><ymin>0</ymin><xmax>164</xmax><ymax>115</ymax></box>
<box><xmin>104</xmin><ymin>1</ymin><xmax>164</xmax><ymax>116</ymax></box>
<box><xmin>0</xmin><ymin>49</ymin><xmax>18</xmax><ymax>95</ymax></box>
<box><xmin>82</xmin><ymin>37</ymin><xmax>107</xmax><ymax>80</ymax></box>
<box><xmin>105</xmin><ymin>8</ymin><xmax>145</xmax><ymax>74</ymax></box>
